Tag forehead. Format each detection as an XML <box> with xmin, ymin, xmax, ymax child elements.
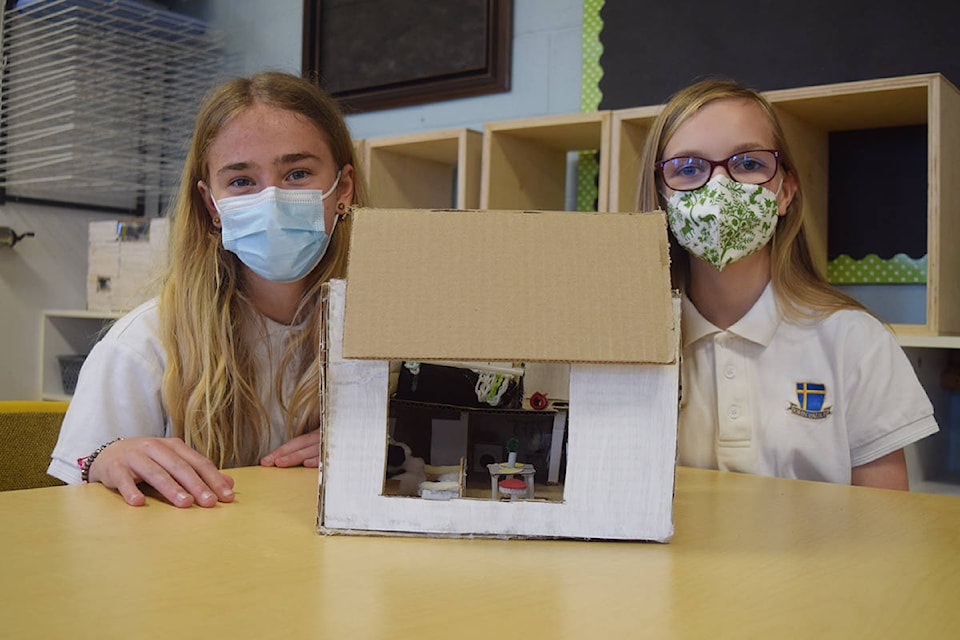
<box><xmin>663</xmin><ymin>97</ymin><xmax>776</xmax><ymax>158</ymax></box>
<box><xmin>206</xmin><ymin>103</ymin><xmax>333</xmax><ymax>167</ymax></box>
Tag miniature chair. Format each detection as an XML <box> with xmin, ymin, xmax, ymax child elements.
<box><xmin>498</xmin><ymin>477</ymin><xmax>528</xmax><ymax>501</ymax></box>
<box><xmin>487</xmin><ymin>461</ymin><xmax>536</xmax><ymax>499</ymax></box>
<box><xmin>0</xmin><ymin>401</ymin><xmax>69</xmax><ymax>491</ymax></box>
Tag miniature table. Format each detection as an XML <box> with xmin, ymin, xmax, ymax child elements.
<box><xmin>487</xmin><ymin>462</ymin><xmax>535</xmax><ymax>499</ymax></box>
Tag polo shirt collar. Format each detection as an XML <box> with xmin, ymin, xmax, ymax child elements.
<box><xmin>681</xmin><ymin>282</ymin><xmax>781</xmax><ymax>348</ymax></box>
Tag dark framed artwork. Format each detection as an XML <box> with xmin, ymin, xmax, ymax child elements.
<box><xmin>302</xmin><ymin>0</ymin><xmax>512</xmax><ymax>113</ymax></box>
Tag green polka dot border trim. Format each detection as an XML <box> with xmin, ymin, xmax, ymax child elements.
<box><xmin>580</xmin><ymin>0</ymin><xmax>604</xmax><ymax>113</ymax></box>
<box><xmin>576</xmin><ymin>0</ymin><xmax>604</xmax><ymax>211</ymax></box>
<box><xmin>827</xmin><ymin>253</ymin><xmax>927</xmax><ymax>284</ymax></box>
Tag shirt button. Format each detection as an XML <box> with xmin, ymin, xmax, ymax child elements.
<box><xmin>727</xmin><ymin>405</ymin><xmax>741</xmax><ymax>419</ymax></box>
<box><xmin>724</xmin><ymin>364</ymin><xmax>736</xmax><ymax>379</ymax></box>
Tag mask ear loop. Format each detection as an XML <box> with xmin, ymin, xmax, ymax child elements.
<box><xmin>210</xmin><ymin>190</ymin><xmax>224</xmax><ymax>229</ymax></box>
<box><xmin>772</xmin><ymin>174</ymin><xmax>785</xmax><ymax>198</ymax></box>
<box><xmin>320</xmin><ymin>170</ymin><xmax>342</xmax><ymax>200</ymax></box>
<box><xmin>323</xmin><ymin>170</ymin><xmax>350</xmax><ymax>218</ymax></box>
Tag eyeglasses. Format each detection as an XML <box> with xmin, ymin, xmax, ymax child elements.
<box><xmin>656</xmin><ymin>149</ymin><xmax>780</xmax><ymax>191</ymax></box>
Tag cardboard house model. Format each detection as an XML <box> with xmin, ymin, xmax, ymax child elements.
<box><xmin>318</xmin><ymin>208</ymin><xmax>680</xmax><ymax>542</ymax></box>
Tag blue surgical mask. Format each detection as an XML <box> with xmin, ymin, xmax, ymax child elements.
<box><xmin>214</xmin><ymin>172</ymin><xmax>341</xmax><ymax>282</ymax></box>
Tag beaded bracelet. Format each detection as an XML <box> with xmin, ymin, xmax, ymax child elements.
<box><xmin>78</xmin><ymin>437</ymin><xmax>124</xmax><ymax>483</ymax></box>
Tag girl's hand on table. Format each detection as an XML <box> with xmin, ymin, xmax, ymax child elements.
<box><xmin>260</xmin><ymin>430</ymin><xmax>321</xmax><ymax>468</ymax></box>
<box><xmin>89</xmin><ymin>437</ymin><xmax>236</xmax><ymax>508</ymax></box>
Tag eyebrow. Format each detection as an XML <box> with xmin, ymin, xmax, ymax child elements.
<box><xmin>664</xmin><ymin>143</ymin><xmax>772</xmax><ymax>160</ymax></box>
<box><xmin>276</xmin><ymin>152</ymin><xmax>322</xmax><ymax>165</ymax></box>
<box><xmin>215</xmin><ymin>153</ymin><xmax>323</xmax><ymax>176</ymax></box>
<box><xmin>216</xmin><ymin>161</ymin><xmax>254</xmax><ymax>176</ymax></box>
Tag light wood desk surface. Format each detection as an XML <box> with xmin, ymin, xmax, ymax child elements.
<box><xmin>2</xmin><ymin>466</ymin><xmax>959</xmax><ymax>639</ymax></box>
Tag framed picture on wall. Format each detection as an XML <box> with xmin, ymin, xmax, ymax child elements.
<box><xmin>302</xmin><ymin>0</ymin><xmax>512</xmax><ymax>112</ymax></box>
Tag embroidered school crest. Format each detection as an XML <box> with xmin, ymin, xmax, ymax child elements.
<box><xmin>787</xmin><ymin>382</ymin><xmax>832</xmax><ymax>419</ymax></box>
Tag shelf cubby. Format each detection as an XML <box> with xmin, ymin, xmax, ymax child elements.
<box><xmin>362</xmin><ymin>128</ymin><xmax>481</xmax><ymax>209</ymax></box>
<box><xmin>766</xmin><ymin>73</ymin><xmax>960</xmax><ymax>336</ymax></box>
<box><xmin>608</xmin><ymin>105</ymin><xmax>661</xmax><ymax>213</ymax></box>
<box><xmin>39</xmin><ymin>310</ymin><xmax>122</xmax><ymax>401</ymax></box>
<box><xmin>481</xmin><ymin>111</ymin><xmax>611</xmax><ymax>211</ymax></box>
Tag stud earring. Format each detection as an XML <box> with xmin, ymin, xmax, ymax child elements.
<box><xmin>213</xmin><ymin>217</ymin><xmax>220</xmax><ymax>224</ymax></box>
<box><xmin>337</xmin><ymin>202</ymin><xmax>345</xmax><ymax>211</ymax></box>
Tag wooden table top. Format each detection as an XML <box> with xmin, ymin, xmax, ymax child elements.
<box><xmin>2</xmin><ymin>465</ymin><xmax>958</xmax><ymax>639</ymax></box>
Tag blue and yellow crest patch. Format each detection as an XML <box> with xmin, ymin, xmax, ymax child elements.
<box><xmin>787</xmin><ymin>382</ymin><xmax>832</xmax><ymax>419</ymax></box>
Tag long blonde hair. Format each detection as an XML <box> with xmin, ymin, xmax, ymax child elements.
<box><xmin>158</xmin><ymin>72</ymin><xmax>367</xmax><ymax>467</ymax></box>
<box><xmin>637</xmin><ymin>78</ymin><xmax>866</xmax><ymax>321</ymax></box>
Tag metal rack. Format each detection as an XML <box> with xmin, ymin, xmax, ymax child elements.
<box><xmin>0</xmin><ymin>0</ymin><xmax>225</xmax><ymax>213</ymax></box>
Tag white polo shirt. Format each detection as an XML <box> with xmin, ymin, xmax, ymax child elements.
<box><xmin>678</xmin><ymin>284</ymin><xmax>939</xmax><ymax>484</ymax></box>
<box><xmin>48</xmin><ymin>298</ymin><xmax>303</xmax><ymax>485</ymax></box>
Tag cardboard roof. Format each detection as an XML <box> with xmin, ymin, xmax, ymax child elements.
<box><xmin>342</xmin><ymin>208</ymin><xmax>675</xmax><ymax>364</ymax></box>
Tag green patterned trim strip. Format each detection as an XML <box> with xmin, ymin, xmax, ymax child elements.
<box><xmin>580</xmin><ymin>0</ymin><xmax>604</xmax><ymax>113</ymax></box>
<box><xmin>827</xmin><ymin>253</ymin><xmax>927</xmax><ymax>284</ymax></box>
<box><xmin>576</xmin><ymin>0</ymin><xmax>604</xmax><ymax>211</ymax></box>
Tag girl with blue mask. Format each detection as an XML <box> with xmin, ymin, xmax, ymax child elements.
<box><xmin>49</xmin><ymin>72</ymin><xmax>366</xmax><ymax>508</ymax></box>
<box><xmin>213</xmin><ymin>171</ymin><xmax>342</xmax><ymax>282</ymax></box>
<box><xmin>637</xmin><ymin>78</ymin><xmax>938</xmax><ymax>490</ymax></box>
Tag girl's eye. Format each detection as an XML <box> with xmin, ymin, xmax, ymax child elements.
<box><xmin>665</xmin><ymin>158</ymin><xmax>705</xmax><ymax>179</ymax></box>
<box><xmin>737</xmin><ymin>158</ymin><xmax>763</xmax><ymax>171</ymax></box>
<box><xmin>228</xmin><ymin>176</ymin><xmax>254</xmax><ymax>188</ymax></box>
<box><xmin>287</xmin><ymin>169</ymin><xmax>310</xmax><ymax>182</ymax></box>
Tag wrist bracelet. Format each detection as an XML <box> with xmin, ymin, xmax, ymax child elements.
<box><xmin>78</xmin><ymin>437</ymin><xmax>124</xmax><ymax>483</ymax></box>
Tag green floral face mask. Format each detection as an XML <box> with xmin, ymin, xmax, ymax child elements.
<box><xmin>665</xmin><ymin>175</ymin><xmax>780</xmax><ymax>271</ymax></box>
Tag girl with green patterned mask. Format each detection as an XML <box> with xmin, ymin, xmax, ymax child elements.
<box><xmin>634</xmin><ymin>78</ymin><xmax>938</xmax><ymax>491</ymax></box>
<box><xmin>643</xmin><ymin>80</ymin><xmax>801</xmax><ymax>328</ymax></box>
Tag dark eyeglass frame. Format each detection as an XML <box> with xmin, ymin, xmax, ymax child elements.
<box><xmin>655</xmin><ymin>149</ymin><xmax>781</xmax><ymax>191</ymax></box>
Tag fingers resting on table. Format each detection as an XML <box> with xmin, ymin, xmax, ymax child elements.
<box><xmin>88</xmin><ymin>437</ymin><xmax>236</xmax><ymax>508</ymax></box>
<box><xmin>260</xmin><ymin>429</ymin><xmax>321</xmax><ymax>468</ymax></box>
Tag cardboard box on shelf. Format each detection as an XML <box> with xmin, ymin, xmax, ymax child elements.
<box><xmin>319</xmin><ymin>207</ymin><xmax>680</xmax><ymax>542</ymax></box>
<box><xmin>86</xmin><ymin>217</ymin><xmax>168</xmax><ymax>312</ymax></box>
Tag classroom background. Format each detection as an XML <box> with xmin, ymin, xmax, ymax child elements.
<box><xmin>1</xmin><ymin>0</ymin><xmax>958</xmax><ymax>493</ymax></box>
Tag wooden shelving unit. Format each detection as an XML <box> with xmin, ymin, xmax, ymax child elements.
<box><xmin>609</xmin><ymin>73</ymin><xmax>960</xmax><ymax>338</ymax></box>
<box><xmin>363</xmin><ymin>128</ymin><xmax>482</xmax><ymax>209</ymax></box>
<box><xmin>608</xmin><ymin>104</ymin><xmax>661</xmax><ymax>212</ymax></box>
<box><xmin>765</xmin><ymin>73</ymin><xmax>960</xmax><ymax>337</ymax></box>
<box><xmin>481</xmin><ymin>111</ymin><xmax>611</xmax><ymax>211</ymax></box>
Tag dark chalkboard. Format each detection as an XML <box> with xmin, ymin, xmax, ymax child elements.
<box><xmin>303</xmin><ymin>0</ymin><xmax>512</xmax><ymax>113</ymax></box>
<box><xmin>598</xmin><ymin>0</ymin><xmax>960</xmax><ymax>109</ymax></box>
